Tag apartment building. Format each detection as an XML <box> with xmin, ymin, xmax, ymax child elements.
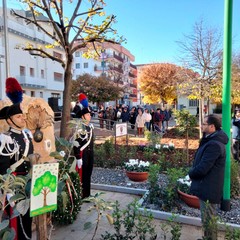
<box><xmin>0</xmin><ymin>8</ymin><xmax>64</xmax><ymax>107</ymax></box>
<box><xmin>73</xmin><ymin>41</ymin><xmax>138</xmax><ymax>107</ymax></box>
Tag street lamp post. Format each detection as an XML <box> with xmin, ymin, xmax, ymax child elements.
<box><xmin>221</xmin><ymin>0</ymin><xmax>233</xmax><ymax>212</ymax></box>
<box><xmin>100</xmin><ymin>49</ymin><xmax>107</xmax><ymax>76</ymax></box>
<box><xmin>3</xmin><ymin>0</ymin><xmax>10</xmax><ymax>78</ymax></box>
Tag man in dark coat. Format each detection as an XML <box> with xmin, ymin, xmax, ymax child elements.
<box><xmin>189</xmin><ymin>114</ymin><xmax>228</xmax><ymax>240</ymax></box>
<box><xmin>0</xmin><ymin>103</ymin><xmax>34</xmax><ymax>240</ymax></box>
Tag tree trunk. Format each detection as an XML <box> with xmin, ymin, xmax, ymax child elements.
<box><xmin>186</xmin><ymin>130</ymin><xmax>189</xmax><ymax>164</ymax></box>
<box><xmin>60</xmin><ymin>58</ymin><xmax>73</xmax><ymax>139</ymax></box>
<box><xmin>36</xmin><ymin>214</ymin><xmax>47</xmax><ymax>240</ymax></box>
<box><xmin>199</xmin><ymin>97</ymin><xmax>204</xmax><ymax>138</ymax></box>
<box><xmin>43</xmin><ymin>189</ymin><xmax>47</xmax><ymax>207</ymax></box>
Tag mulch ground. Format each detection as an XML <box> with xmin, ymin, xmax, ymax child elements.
<box><xmin>116</xmin><ymin>127</ymin><xmax>200</xmax><ymax>150</ymax></box>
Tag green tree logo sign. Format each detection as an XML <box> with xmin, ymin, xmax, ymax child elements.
<box><xmin>30</xmin><ymin>163</ymin><xmax>59</xmax><ymax>217</ymax></box>
<box><xmin>32</xmin><ymin>171</ymin><xmax>57</xmax><ymax>207</ymax></box>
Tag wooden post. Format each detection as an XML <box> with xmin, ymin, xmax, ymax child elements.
<box><xmin>35</xmin><ymin>214</ymin><xmax>47</xmax><ymax>240</ymax></box>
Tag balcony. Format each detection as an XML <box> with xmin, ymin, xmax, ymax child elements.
<box><xmin>94</xmin><ymin>65</ymin><xmax>110</xmax><ymax>71</ymax></box>
<box><xmin>129</xmin><ymin>72</ymin><xmax>137</xmax><ymax>78</ymax></box>
<box><xmin>130</xmin><ymin>63</ymin><xmax>137</xmax><ymax>69</ymax></box>
<box><xmin>130</xmin><ymin>83</ymin><xmax>137</xmax><ymax>88</ymax></box>
<box><xmin>17</xmin><ymin>75</ymin><xmax>47</xmax><ymax>89</ymax></box>
<box><xmin>113</xmin><ymin>66</ymin><xmax>123</xmax><ymax>74</ymax></box>
<box><xmin>113</xmin><ymin>53</ymin><xmax>124</xmax><ymax>62</ymax></box>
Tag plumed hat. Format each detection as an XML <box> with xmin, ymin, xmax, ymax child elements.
<box><xmin>76</xmin><ymin>93</ymin><xmax>91</xmax><ymax>118</ymax></box>
<box><xmin>0</xmin><ymin>103</ymin><xmax>22</xmax><ymax>120</ymax></box>
<box><xmin>6</xmin><ymin>77</ymin><xmax>23</xmax><ymax>104</ymax></box>
<box><xmin>0</xmin><ymin>77</ymin><xmax>23</xmax><ymax>119</ymax></box>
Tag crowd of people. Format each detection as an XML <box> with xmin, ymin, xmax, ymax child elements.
<box><xmin>96</xmin><ymin>104</ymin><xmax>172</xmax><ymax>136</ymax></box>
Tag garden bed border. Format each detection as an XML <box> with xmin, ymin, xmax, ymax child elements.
<box><xmin>92</xmin><ymin>183</ymin><xmax>240</xmax><ymax>231</ymax></box>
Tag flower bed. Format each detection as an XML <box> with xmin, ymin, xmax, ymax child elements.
<box><xmin>91</xmin><ymin>167</ymin><xmax>240</xmax><ymax>226</ymax></box>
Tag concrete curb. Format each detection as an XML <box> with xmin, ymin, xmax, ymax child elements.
<box><xmin>92</xmin><ymin>183</ymin><xmax>147</xmax><ymax>195</ymax></box>
<box><xmin>92</xmin><ymin>184</ymin><xmax>240</xmax><ymax>230</ymax></box>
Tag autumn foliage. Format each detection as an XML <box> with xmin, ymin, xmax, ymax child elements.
<box><xmin>71</xmin><ymin>74</ymin><xmax>123</xmax><ymax>105</ymax></box>
<box><xmin>139</xmin><ymin>63</ymin><xmax>185</xmax><ymax>104</ymax></box>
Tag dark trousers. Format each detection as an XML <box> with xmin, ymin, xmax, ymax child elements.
<box><xmin>82</xmin><ymin>153</ymin><xmax>94</xmax><ymax>198</ymax></box>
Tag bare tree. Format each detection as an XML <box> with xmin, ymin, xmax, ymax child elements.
<box><xmin>13</xmin><ymin>0</ymin><xmax>123</xmax><ymax>138</ymax></box>
<box><xmin>177</xmin><ymin>19</ymin><xmax>222</xmax><ymax>134</ymax></box>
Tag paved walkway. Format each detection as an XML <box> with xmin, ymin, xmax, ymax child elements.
<box><xmin>47</xmin><ymin>189</ymin><xmax>226</xmax><ymax>240</ymax></box>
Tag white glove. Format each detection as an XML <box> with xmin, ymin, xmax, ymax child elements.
<box><xmin>76</xmin><ymin>159</ymin><xmax>83</xmax><ymax>168</ymax></box>
<box><xmin>7</xmin><ymin>193</ymin><xmax>15</xmax><ymax>207</ymax></box>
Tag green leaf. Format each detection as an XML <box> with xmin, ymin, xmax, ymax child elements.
<box><xmin>15</xmin><ymin>176</ymin><xmax>27</xmax><ymax>184</ymax></box>
<box><xmin>16</xmin><ymin>199</ymin><xmax>30</xmax><ymax>215</ymax></box>
<box><xmin>0</xmin><ymin>220</ymin><xmax>9</xmax><ymax>231</ymax></box>
<box><xmin>2</xmin><ymin>228</ymin><xmax>15</xmax><ymax>240</ymax></box>
<box><xmin>84</xmin><ymin>222</ymin><xmax>92</xmax><ymax>230</ymax></box>
<box><xmin>49</xmin><ymin>151</ymin><xmax>63</xmax><ymax>160</ymax></box>
<box><xmin>57</xmin><ymin>137</ymin><xmax>71</xmax><ymax>148</ymax></box>
<box><xmin>69</xmin><ymin>158</ymin><xmax>76</xmax><ymax>173</ymax></box>
<box><xmin>61</xmin><ymin>191</ymin><xmax>68</xmax><ymax>211</ymax></box>
<box><xmin>9</xmin><ymin>193</ymin><xmax>25</xmax><ymax>203</ymax></box>
<box><xmin>57</xmin><ymin>180</ymin><xmax>66</xmax><ymax>195</ymax></box>
<box><xmin>12</xmin><ymin>182</ymin><xmax>26</xmax><ymax>188</ymax></box>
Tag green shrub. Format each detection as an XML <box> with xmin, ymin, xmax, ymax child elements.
<box><xmin>231</xmin><ymin>159</ymin><xmax>240</xmax><ymax>198</ymax></box>
<box><xmin>148</xmin><ymin>164</ymin><xmax>161</xmax><ymax>204</ymax></box>
<box><xmin>94</xmin><ymin>144</ymin><xmax>107</xmax><ymax>167</ymax></box>
<box><xmin>101</xmin><ymin>201</ymin><xmax>157</xmax><ymax>240</ymax></box>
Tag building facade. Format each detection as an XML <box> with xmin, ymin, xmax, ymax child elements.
<box><xmin>73</xmin><ymin>42</ymin><xmax>138</xmax><ymax>107</ymax></box>
<box><xmin>0</xmin><ymin>8</ymin><xmax>64</xmax><ymax>107</ymax></box>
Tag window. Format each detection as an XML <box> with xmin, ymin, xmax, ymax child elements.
<box><xmin>20</xmin><ymin>66</ymin><xmax>25</xmax><ymax>76</ymax></box>
<box><xmin>51</xmin><ymin>93</ymin><xmax>60</xmax><ymax>99</ymax></box>
<box><xmin>76</xmin><ymin>63</ymin><xmax>80</xmax><ymax>69</ymax></box>
<box><xmin>30</xmin><ymin>67</ymin><xmax>34</xmax><ymax>77</ymax></box>
<box><xmin>54</xmin><ymin>72</ymin><xmax>63</xmax><ymax>81</ymax></box>
<box><xmin>83</xmin><ymin>62</ymin><xmax>88</xmax><ymax>68</ymax></box>
<box><xmin>53</xmin><ymin>51</ymin><xmax>62</xmax><ymax>59</ymax></box>
<box><xmin>75</xmin><ymin>51</ymin><xmax>80</xmax><ymax>57</ymax></box>
<box><xmin>189</xmin><ymin>99</ymin><xmax>199</xmax><ymax>107</ymax></box>
<box><xmin>40</xmin><ymin>92</ymin><xmax>43</xmax><ymax>98</ymax></box>
<box><xmin>41</xmin><ymin>69</ymin><xmax>44</xmax><ymax>78</ymax></box>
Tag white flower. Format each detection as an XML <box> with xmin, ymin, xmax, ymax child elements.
<box><xmin>59</xmin><ymin>151</ymin><xmax>66</xmax><ymax>157</ymax></box>
<box><xmin>129</xmin><ymin>159</ymin><xmax>138</xmax><ymax>164</ymax></box>
<box><xmin>125</xmin><ymin>159</ymin><xmax>150</xmax><ymax>172</ymax></box>
<box><xmin>177</xmin><ymin>175</ymin><xmax>191</xmax><ymax>187</ymax></box>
